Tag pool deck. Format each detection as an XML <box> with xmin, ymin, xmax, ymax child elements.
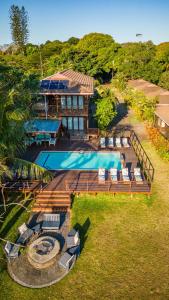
<box><xmin>23</xmin><ymin>137</ymin><xmax>151</xmax><ymax>195</ymax></box>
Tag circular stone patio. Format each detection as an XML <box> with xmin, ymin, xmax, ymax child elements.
<box><xmin>7</xmin><ymin>232</ymin><xmax>71</xmax><ymax>288</ymax></box>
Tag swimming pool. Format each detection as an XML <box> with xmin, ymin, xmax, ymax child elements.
<box><xmin>35</xmin><ymin>151</ymin><xmax>121</xmax><ymax>171</ymax></box>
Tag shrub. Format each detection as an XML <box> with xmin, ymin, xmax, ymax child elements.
<box><xmin>147</xmin><ymin>126</ymin><xmax>169</xmax><ymax>160</ymax></box>
<box><xmin>122</xmin><ymin>87</ymin><xmax>157</xmax><ymax>123</ymax></box>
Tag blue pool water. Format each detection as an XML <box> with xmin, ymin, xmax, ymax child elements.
<box><xmin>35</xmin><ymin>151</ymin><xmax>121</xmax><ymax>171</ymax></box>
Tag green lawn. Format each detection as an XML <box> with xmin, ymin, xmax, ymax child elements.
<box><xmin>0</xmin><ymin>142</ymin><xmax>169</xmax><ymax>299</ymax></box>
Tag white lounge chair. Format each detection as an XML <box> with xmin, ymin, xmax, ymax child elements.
<box><xmin>134</xmin><ymin>168</ymin><xmax>143</xmax><ymax>184</ymax></box>
<box><xmin>115</xmin><ymin>137</ymin><xmax>122</xmax><ymax>148</ymax></box>
<box><xmin>100</xmin><ymin>137</ymin><xmax>106</xmax><ymax>148</ymax></box>
<box><xmin>122</xmin><ymin>168</ymin><xmax>130</xmax><ymax>182</ymax></box>
<box><xmin>110</xmin><ymin>168</ymin><xmax>118</xmax><ymax>183</ymax></box>
<box><xmin>122</xmin><ymin>137</ymin><xmax>130</xmax><ymax>148</ymax></box>
<box><xmin>108</xmin><ymin>137</ymin><xmax>114</xmax><ymax>148</ymax></box>
<box><xmin>98</xmin><ymin>168</ymin><xmax>105</xmax><ymax>184</ymax></box>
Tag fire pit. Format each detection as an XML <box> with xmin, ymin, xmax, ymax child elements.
<box><xmin>28</xmin><ymin>236</ymin><xmax>60</xmax><ymax>269</ymax></box>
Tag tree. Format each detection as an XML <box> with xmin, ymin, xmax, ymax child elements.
<box><xmin>123</xmin><ymin>87</ymin><xmax>157</xmax><ymax>122</ymax></box>
<box><xmin>159</xmin><ymin>71</ymin><xmax>169</xmax><ymax>90</ymax></box>
<box><xmin>95</xmin><ymin>88</ymin><xmax>117</xmax><ymax>130</ymax></box>
<box><xmin>9</xmin><ymin>5</ymin><xmax>29</xmax><ymax>53</ymax></box>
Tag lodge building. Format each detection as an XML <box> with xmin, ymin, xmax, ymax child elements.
<box><xmin>128</xmin><ymin>79</ymin><xmax>169</xmax><ymax>140</ymax></box>
<box><xmin>34</xmin><ymin>69</ymin><xmax>97</xmax><ymax>140</ymax></box>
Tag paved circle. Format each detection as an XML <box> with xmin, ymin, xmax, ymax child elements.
<box><xmin>28</xmin><ymin>236</ymin><xmax>60</xmax><ymax>269</ymax></box>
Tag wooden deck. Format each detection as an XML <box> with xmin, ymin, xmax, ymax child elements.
<box><xmin>21</xmin><ymin>136</ymin><xmax>151</xmax><ymax>195</ymax></box>
<box><xmin>4</xmin><ymin>134</ymin><xmax>151</xmax><ymax>198</ymax></box>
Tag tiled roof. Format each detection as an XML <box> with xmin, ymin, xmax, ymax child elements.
<box><xmin>41</xmin><ymin>69</ymin><xmax>94</xmax><ymax>95</ymax></box>
<box><xmin>128</xmin><ymin>79</ymin><xmax>169</xmax><ymax>104</ymax></box>
<box><xmin>155</xmin><ymin>105</ymin><xmax>169</xmax><ymax>126</ymax></box>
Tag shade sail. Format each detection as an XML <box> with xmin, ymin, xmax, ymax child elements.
<box><xmin>24</xmin><ymin>119</ymin><xmax>61</xmax><ymax>134</ymax></box>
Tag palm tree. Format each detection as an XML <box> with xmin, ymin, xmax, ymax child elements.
<box><xmin>0</xmin><ymin>64</ymin><xmax>52</xmax><ymax>213</ymax></box>
<box><xmin>0</xmin><ymin>157</ymin><xmax>12</xmax><ymax>212</ymax></box>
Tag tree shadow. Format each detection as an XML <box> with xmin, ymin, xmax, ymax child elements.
<box><xmin>74</xmin><ymin>217</ymin><xmax>90</xmax><ymax>253</ymax></box>
<box><xmin>0</xmin><ymin>192</ymin><xmax>22</xmax><ymax>231</ymax></box>
<box><xmin>0</xmin><ymin>199</ymin><xmax>31</xmax><ymax>239</ymax></box>
<box><xmin>110</xmin><ymin>103</ymin><xmax>128</xmax><ymax>128</ymax></box>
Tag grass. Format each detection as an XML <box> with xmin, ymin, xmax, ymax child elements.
<box><xmin>0</xmin><ymin>141</ymin><xmax>169</xmax><ymax>299</ymax></box>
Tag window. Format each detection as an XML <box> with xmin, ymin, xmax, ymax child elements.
<box><xmin>79</xmin><ymin>96</ymin><xmax>84</xmax><ymax>109</ymax></box>
<box><xmin>61</xmin><ymin>96</ymin><xmax>66</xmax><ymax>109</ymax></box>
<box><xmin>67</xmin><ymin>96</ymin><xmax>72</xmax><ymax>109</ymax></box>
<box><xmin>79</xmin><ymin>117</ymin><xmax>84</xmax><ymax>130</ymax></box>
<box><xmin>62</xmin><ymin>117</ymin><xmax>67</xmax><ymax>128</ymax></box>
<box><xmin>73</xmin><ymin>96</ymin><xmax>78</xmax><ymax>109</ymax></box>
<box><xmin>68</xmin><ymin>117</ymin><xmax>73</xmax><ymax>129</ymax></box>
<box><xmin>73</xmin><ymin>117</ymin><xmax>78</xmax><ymax>130</ymax></box>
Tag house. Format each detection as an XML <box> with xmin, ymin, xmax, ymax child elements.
<box><xmin>128</xmin><ymin>79</ymin><xmax>169</xmax><ymax>139</ymax></box>
<box><xmin>34</xmin><ymin>69</ymin><xmax>98</xmax><ymax>140</ymax></box>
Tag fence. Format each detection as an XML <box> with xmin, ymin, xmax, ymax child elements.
<box><xmin>129</xmin><ymin>130</ymin><xmax>154</xmax><ymax>183</ymax></box>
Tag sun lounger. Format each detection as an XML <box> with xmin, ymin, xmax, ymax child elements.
<box><xmin>110</xmin><ymin>168</ymin><xmax>118</xmax><ymax>183</ymax></box>
<box><xmin>115</xmin><ymin>137</ymin><xmax>122</xmax><ymax>148</ymax></box>
<box><xmin>100</xmin><ymin>137</ymin><xmax>106</xmax><ymax>148</ymax></box>
<box><xmin>122</xmin><ymin>168</ymin><xmax>130</xmax><ymax>182</ymax></box>
<box><xmin>122</xmin><ymin>137</ymin><xmax>130</xmax><ymax>148</ymax></box>
<box><xmin>98</xmin><ymin>168</ymin><xmax>105</xmax><ymax>184</ymax></box>
<box><xmin>134</xmin><ymin>168</ymin><xmax>143</xmax><ymax>184</ymax></box>
<box><xmin>42</xmin><ymin>213</ymin><xmax>60</xmax><ymax>230</ymax></box>
<box><xmin>108</xmin><ymin>137</ymin><xmax>114</xmax><ymax>148</ymax></box>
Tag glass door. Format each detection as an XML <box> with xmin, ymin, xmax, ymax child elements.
<box><xmin>68</xmin><ymin>117</ymin><xmax>73</xmax><ymax>130</ymax></box>
<box><xmin>73</xmin><ymin>117</ymin><xmax>78</xmax><ymax>130</ymax></box>
<box><xmin>79</xmin><ymin>117</ymin><xmax>84</xmax><ymax>130</ymax></box>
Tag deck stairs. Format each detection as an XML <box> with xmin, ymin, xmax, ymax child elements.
<box><xmin>32</xmin><ymin>190</ymin><xmax>71</xmax><ymax>213</ymax></box>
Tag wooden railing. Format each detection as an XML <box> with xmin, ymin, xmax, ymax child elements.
<box><xmin>58</xmin><ymin>108</ymin><xmax>88</xmax><ymax>116</ymax></box>
<box><xmin>129</xmin><ymin>130</ymin><xmax>154</xmax><ymax>183</ymax></box>
<box><xmin>88</xmin><ymin>128</ymin><xmax>99</xmax><ymax>136</ymax></box>
<box><xmin>3</xmin><ymin>180</ymin><xmax>44</xmax><ymax>193</ymax></box>
<box><xmin>65</xmin><ymin>177</ymin><xmax>151</xmax><ymax>194</ymax></box>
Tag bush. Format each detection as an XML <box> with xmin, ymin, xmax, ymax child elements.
<box><xmin>147</xmin><ymin>126</ymin><xmax>169</xmax><ymax>160</ymax></box>
<box><xmin>95</xmin><ymin>87</ymin><xmax>117</xmax><ymax>130</ymax></box>
<box><xmin>122</xmin><ymin>87</ymin><xmax>157</xmax><ymax>123</ymax></box>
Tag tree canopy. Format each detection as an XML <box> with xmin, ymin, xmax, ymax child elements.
<box><xmin>9</xmin><ymin>5</ymin><xmax>29</xmax><ymax>53</ymax></box>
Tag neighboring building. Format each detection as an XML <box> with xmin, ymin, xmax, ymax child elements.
<box><xmin>128</xmin><ymin>79</ymin><xmax>169</xmax><ymax>139</ymax></box>
<box><xmin>34</xmin><ymin>69</ymin><xmax>97</xmax><ymax>139</ymax></box>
